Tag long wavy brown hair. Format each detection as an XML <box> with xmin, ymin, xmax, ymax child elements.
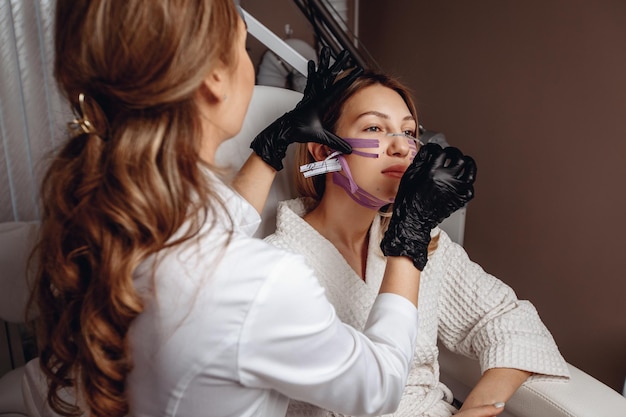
<box><xmin>294</xmin><ymin>70</ymin><xmax>439</xmax><ymax>251</ymax></box>
<box><xmin>29</xmin><ymin>1</ymin><xmax>240</xmax><ymax>416</ymax></box>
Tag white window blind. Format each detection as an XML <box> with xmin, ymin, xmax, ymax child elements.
<box><xmin>0</xmin><ymin>0</ymin><xmax>70</xmax><ymax>222</ymax></box>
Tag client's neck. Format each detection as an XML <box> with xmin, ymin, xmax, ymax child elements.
<box><xmin>304</xmin><ymin>188</ymin><xmax>378</xmax><ymax>279</ymax></box>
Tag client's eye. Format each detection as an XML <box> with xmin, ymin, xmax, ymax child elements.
<box><xmin>365</xmin><ymin>126</ymin><xmax>382</xmax><ymax>133</ymax></box>
<box><xmin>403</xmin><ymin>130</ymin><xmax>416</xmax><ymax>139</ymax></box>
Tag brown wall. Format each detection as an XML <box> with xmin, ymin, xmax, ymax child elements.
<box><xmin>360</xmin><ymin>0</ymin><xmax>626</xmax><ymax>391</ymax></box>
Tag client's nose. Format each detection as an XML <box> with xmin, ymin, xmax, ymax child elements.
<box><xmin>386</xmin><ymin>133</ymin><xmax>412</xmax><ymax>157</ymax></box>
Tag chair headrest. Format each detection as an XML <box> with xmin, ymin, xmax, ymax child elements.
<box><xmin>216</xmin><ymin>85</ymin><xmax>303</xmax><ymax>238</ymax></box>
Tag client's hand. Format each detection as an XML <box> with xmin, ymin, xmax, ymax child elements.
<box><xmin>381</xmin><ymin>143</ymin><xmax>476</xmax><ymax>270</ymax></box>
<box><xmin>455</xmin><ymin>403</ymin><xmax>506</xmax><ymax>417</ymax></box>
<box><xmin>250</xmin><ymin>47</ymin><xmax>362</xmax><ymax>171</ymax></box>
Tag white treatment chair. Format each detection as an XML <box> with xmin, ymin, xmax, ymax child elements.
<box><xmin>1</xmin><ymin>85</ymin><xmax>625</xmax><ymax>417</ymax></box>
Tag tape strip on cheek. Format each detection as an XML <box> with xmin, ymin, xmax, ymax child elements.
<box><xmin>332</xmin><ymin>156</ymin><xmax>392</xmax><ymax>209</ymax></box>
<box><xmin>336</xmin><ymin>155</ymin><xmax>358</xmax><ymax>193</ymax></box>
<box><xmin>409</xmin><ymin>139</ymin><xmax>418</xmax><ymax>158</ymax></box>
<box><xmin>342</xmin><ymin>138</ymin><xmax>380</xmax><ymax>158</ymax></box>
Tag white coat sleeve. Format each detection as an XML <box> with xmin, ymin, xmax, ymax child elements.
<box><xmin>237</xmin><ymin>253</ymin><xmax>419</xmax><ymax>416</ymax></box>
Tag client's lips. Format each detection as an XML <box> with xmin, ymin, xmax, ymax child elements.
<box><xmin>382</xmin><ymin>164</ymin><xmax>407</xmax><ymax>179</ymax></box>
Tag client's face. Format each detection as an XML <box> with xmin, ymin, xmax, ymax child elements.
<box><xmin>334</xmin><ymin>84</ymin><xmax>419</xmax><ymax>203</ymax></box>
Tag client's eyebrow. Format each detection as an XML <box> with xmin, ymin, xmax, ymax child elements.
<box><xmin>357</xmin><ymin>111</ymin><xmax>415</xmax><ymax>122</ymax></box>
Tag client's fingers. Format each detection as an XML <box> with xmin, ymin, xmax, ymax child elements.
<box><xmin>456</xmin><ymin>403</ymin><xmax>506</xmax><ymax>417</ymax></box>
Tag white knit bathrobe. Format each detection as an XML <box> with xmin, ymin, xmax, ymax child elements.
<box><xmin>265</xmin><ymin>198</ymin><xmax>570</xmax><ymax>417</ymax></box>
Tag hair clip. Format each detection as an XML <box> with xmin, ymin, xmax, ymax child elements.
<box><xmin>68</xmin><ymin>93</ymin><xmax>95</xmax><ymax>135</ymax></box>
<box><xmin>300</xmin><ymin>151</ymin><xmax>342</xmax><ymax>178</ymax></box>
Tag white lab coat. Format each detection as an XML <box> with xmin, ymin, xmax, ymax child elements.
<box><xmin>20</xmin><ymin>172</ymin><xmax>419</xmax><ymax>417</ymax></box>
<box><xmin>124</xmin><ymin>174</ymin><xmax>419</xmax><ymax>416</ymax></box>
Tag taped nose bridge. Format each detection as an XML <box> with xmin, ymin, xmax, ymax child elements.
<box><xmin>386</xmin><ymin>133</ymin><xmax>411</xmax><ymax>156</ymax></box>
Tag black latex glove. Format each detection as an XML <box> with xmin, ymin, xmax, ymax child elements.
<box><xmin>250</xmin><ymin>47</ymin><xmax>363</xmax><ymax>171</ymax></box>
<box><xmin>381</xmin><ymin>143</ymin><xmax>477</xmax><ymax>270</ymax></box>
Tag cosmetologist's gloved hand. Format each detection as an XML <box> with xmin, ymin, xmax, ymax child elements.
<box><xmin>381</xmin><ymin>143</ymin><xmax>477</xmax><ymax>270</ymax></box>
<box><xmin>250</xmin><ymin>47</ymin><xmax>363</xmax><ymax>171</ymax></box>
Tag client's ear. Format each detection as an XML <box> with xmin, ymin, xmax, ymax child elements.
<box><xmin>307</xmin><ymin>142</ymin><xmax>331</xmax><ymax>162</ymax></box>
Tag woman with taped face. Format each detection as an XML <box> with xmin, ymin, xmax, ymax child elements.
<box><xmin>265</xmin><ymin>71</ymin><xmax>570</xmax><ymax>417</ymax></box>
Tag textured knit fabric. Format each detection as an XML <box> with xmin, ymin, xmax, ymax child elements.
<box><xmin>265</xmin><ymin>198</ymin><xmax>570</xmax><ymax>417</ymax></box>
